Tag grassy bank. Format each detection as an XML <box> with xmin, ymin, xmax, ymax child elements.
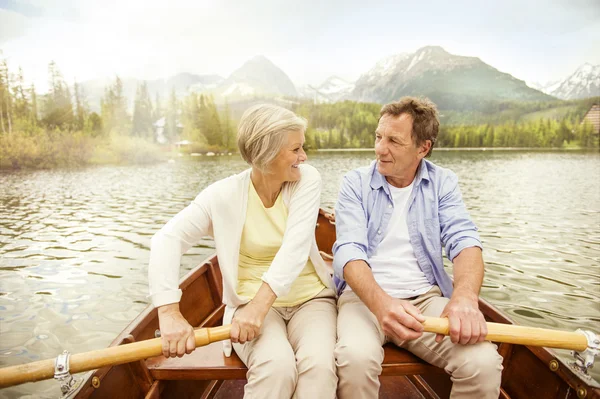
<box><xmin>0</xmin><ymin>131</ymin><xmax>166</xmax><ymax>170</ymax></box>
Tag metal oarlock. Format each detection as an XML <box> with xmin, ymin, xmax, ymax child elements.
<box><xmin>54</xmin><ymin>350</ymin><xmax>80</xmax><ymax>397</ymax></box>
<box><xmin>572</xmin><ymin>330</ymin><xmax>600</xmax><ymax>377</ymax></box>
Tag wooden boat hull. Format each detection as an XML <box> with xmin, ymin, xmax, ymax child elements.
<box><xmin>72</xmin><ymin>210</ymin><xmax>600</xmax><ymax>399</ymax></box>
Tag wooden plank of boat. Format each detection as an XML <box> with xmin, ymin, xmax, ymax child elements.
<box><xmin>49</xmin><ymin>209</ymin><xmax>600</xmax><ymax>398</ymax></box>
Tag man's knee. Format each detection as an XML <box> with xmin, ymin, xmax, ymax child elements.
<box><xmin>335</xmin><ymin>340</ymin><xmax>383</xmax><ymax>376</ymax></box>
<box><xmin>335</xmin><ymin>341</ymin><xmax>383</xmax><ymax>398</ymax></box>
<box><xmin>453</xmin><ymin>343</ymin><xmax>503</xmax><ymax>382</ymax></box>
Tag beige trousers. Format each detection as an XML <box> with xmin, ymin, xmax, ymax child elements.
<box><xmin>335</xmin><ymin>287</ymin><xmax>503</xmax><ymax>399</ymax></box>
<box><xmin>233</xmin><ymin>288</ymin><xmax>337</xmax><ymax>399</ymax></box>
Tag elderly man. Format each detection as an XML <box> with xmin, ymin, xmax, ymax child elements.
<box><xmin>333</xmin><ymin>96</ymin><xmax>503</xmax><ymax>398</ymax></box>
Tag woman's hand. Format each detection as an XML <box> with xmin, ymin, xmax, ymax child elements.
<box><xmin>231</xmin><ymin>301</ymin><xmax>269</xmax><ymax>344</ymax></box>
<box><xmin>231</xmin><ymin>283</ymin><xmax>277</xmax><ymax>344</ymax></box>
<box><xmin>157</xmin><ymin>303</ymin><xmax>196</xmax><ymax>358</ymax></box>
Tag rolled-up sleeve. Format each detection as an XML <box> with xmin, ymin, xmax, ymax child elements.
<box><xmin>438</xmin><ymin>171</ymin><xmax>482</xmax><ymax>262</ymax></box>
<box><xmin>148</xmin><ymin>185</ymin><xmax>214</xmax><ymax>308</ymax></box>
<box><xmin>332</xmin><ymin>172</ymin><xmax>370</xmax><ymax>280</ymax></box>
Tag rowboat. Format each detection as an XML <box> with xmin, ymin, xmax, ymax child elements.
<box><xmin>7</xmin><ymin>210</ymin><xmax>599</xmax><ymax>398</ymax></box>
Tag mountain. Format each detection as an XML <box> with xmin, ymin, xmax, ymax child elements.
<box><xmin>528</xmin><ymin>80</ymin><xmax>561</xmax><ymax>94</ymax></box>
<box><xmin>350</xmin><ymin>46</ymin><xmax>555</xmax><ymax>110</ymax></box>
<box><xmin>167</xmin><ymin>73</ymin><xmax>223</xmax><ymax>94</ymax></box>
<box><xmin>216</xmin><ymin>55</ymin><xmax>297</xmax><ymax>99</ymax></box>
<box><xmin>547</xmin><ymin>64</ymin><xmax>600</xmax><ymax>100</ymax></box>
<box><xmin>79</xmin><ymin>56</ymin><xmax>298</xmax><ymax>110</ymax></box>
<box><xmin>298</xmin><ymin>76</ymin><xmax>355</xmax><ymax>103</ymax></box>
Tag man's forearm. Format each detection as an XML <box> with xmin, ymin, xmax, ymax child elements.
<box><xmin>452</xmin><ymin>246</ymin><xmax>484</xmax><ymax>301</ymax></box>
<box><xmin>344</xmin><ymin>260</ymin><xmax>390</xmax><ymax>312</ymax></box>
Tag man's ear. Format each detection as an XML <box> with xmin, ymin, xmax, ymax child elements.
<box><xmin>419</xmin><ymin>140</ymin><xmax>432</xmax><ymax>158</ymax></box>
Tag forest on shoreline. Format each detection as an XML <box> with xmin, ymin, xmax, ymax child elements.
<box><xmin>1</xmin><ymin>60</ymin><xmax>598</xmax><ymax>170</ymax></box>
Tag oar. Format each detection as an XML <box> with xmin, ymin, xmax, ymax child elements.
<box><xmin>422</xmin><ymin>316</ymin><xmax>589</xmax><ymax>351</ymax></box>
<box><xmin>0</xmin><ymin>325</ymin><xmax>231</xmax><ymax>389</ymax></box>
<box><xmin>0</xmin><ymin>320</ymin><xmax>594</xmax><ymax>389</ymax></box>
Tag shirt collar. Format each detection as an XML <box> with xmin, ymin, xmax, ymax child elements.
<box><xmin>369</xmin><ymin>159</ymin><xmax>430</xmax><ymax>193</ymax></box>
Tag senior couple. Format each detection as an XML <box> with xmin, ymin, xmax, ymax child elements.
<box><xmin>148</xmin><ymin>97</ymin><xmax>503</xmax><ymax>398</ymax></box>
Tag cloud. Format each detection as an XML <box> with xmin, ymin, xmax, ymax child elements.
<box><xmin>0</xmin><ymin>0</ymin><xmax>598</xmax><ymax>91</ymax></box>
<box><xmin>0</xmin><ymin>9</ymin><xmax>32</xmax><ymax>44</ymax></box>
<box><xmin>0</xmin><ymin>0</ymin><xmax>44</xmax><ymax>17</ymax></box>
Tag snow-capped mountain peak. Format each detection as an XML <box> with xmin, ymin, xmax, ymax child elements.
<box><xmin>319</xmin><ymin>76</ymin><xmax>354</xmax><ymax>95</ymax></box>
<box><xmin>547</xmin><ymin>63</ymin><xmax>600</xmax><ymax>100</ymax></box>
<box><xmin>298</xmin><ymin>76</ymin><xmax>355</xmax><ymax>103</ymax></box>
<box><xmin>365</xmin><ymin>53</ymin><xmax>410</xmax><ymax>81</ymax></box>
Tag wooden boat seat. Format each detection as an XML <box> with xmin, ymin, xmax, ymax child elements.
<box><xmin>145</xmin><ymin>341</ymin><xmax>444</xmax><ymax>381</ymax></box>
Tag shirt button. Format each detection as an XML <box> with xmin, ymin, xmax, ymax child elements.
<box><xmin>388</xmin><ymin>204</ymin><xmax>392</xmax><ymax>209</ymax></box>
<box><xmin>377</xmin><ymin>230</ymin><xmax>382</xmax><ymax>234</ymax></box>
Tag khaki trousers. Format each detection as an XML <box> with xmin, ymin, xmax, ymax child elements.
<box><xmin>233</xmin><ymin>288</ymin><xmax>337</xmax><ymax>399</ymax></box>
<box><xmin>335</xmin><ymin>287</ymin><xmax>503</xmax><ymax>399</ymax></box>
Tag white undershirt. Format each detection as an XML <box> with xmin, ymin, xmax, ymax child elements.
<box><xmin>348</xmin><ymin>179</ymin><xmax>433</xmax><ymax>298</ymax></box>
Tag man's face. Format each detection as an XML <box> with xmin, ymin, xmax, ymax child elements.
<box><xmin>374</xmin><ymin>113</ymin><xmax>430</xmax><ymax>187</ymax></box>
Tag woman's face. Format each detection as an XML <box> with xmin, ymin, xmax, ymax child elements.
<box><xmin>267</xmin><ymin>130</ymin><xmax>307</xmax><ymax>182</ymax></box>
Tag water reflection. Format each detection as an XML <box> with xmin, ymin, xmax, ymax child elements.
<box><xmin>0</xmin><ymin>150</ymin><xmax>599</xmax><ymax>397</ymax></box>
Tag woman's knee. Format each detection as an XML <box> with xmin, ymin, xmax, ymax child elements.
<box><xmin>297</xmin><ymin>349</ymin><xmax>336</xmax><ymax>377</ymax></box>
<box><xmin>250</xmin><ymin>346</ymin><xmax>298</xmax><ymax>384</ymax></box>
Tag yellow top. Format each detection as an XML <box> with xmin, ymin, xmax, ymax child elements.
<box><xmin>237</xmin><ymin>182</ymin><xmax>326</xmax><ymax>307</ymax></box>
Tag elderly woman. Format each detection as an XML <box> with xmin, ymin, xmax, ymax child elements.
<box><xmin>148</xmin><ymin>104</ymin><xmax>337</xmax><ymax>398</ymax></box>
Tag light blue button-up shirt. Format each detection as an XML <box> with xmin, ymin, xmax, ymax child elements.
<box><xmin>332</xmin><ymin>158</ymin><xmax>482</xmax><ymax>297</ymax></box>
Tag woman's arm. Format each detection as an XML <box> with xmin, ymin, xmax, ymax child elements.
<box><xmin>260</xmin><ymin>164</ymin><xmax>322</xmax><ymax>297</ymax></box>
<box><xmin>148</xmin><ymin>185</ymin><xmax>214</xmax><ymax>357</ymax></box>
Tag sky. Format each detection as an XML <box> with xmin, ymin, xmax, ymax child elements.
<box><xmin>1</xmin><ymin>0</ymin><xmax>599</xmax><ymax>92</ymax></box>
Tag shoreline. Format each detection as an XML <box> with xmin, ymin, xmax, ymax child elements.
<box><xmin>316</xmin><ymin>147</ymin><xmax>596</xmax><ymax>152</ymax></box>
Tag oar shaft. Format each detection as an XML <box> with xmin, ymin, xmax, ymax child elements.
<box><xmin>423</xmin><ymin>317</ymin><xmax>588</xmax><ymax>351</ymax></box>
<box><xmin>0</xmin><ymin>325</ymin><xmax>231</xmax><ymax>389</ymax></box>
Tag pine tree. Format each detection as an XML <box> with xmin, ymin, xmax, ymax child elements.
<box><xmin>0</xmin><ymin>59</ymin><xmax>13</xmax><ymax>134</ymax></box>
<box><xmin>73</xmin><ymin>80</ymin><xmax>87</xmax><ymax>131</ymax></box>
<box><xmin>101</xmin><ymin>76</ymin><xmax>129</xmax><ymax>134</ymax></box>
<box><xmin>131</xmin><ymin>82</ymin><xmax>154</xmax><ymax>139</ymax></box>
<box><xmin>0</xmin><ymin>60</ymin><xmax>6</xmax><ymax>134</ymax></box>
<box><xmin>29</xmin><ymin>84</ymin><xmax>37</xmax><ymax>127</ymax></box>
<box><xmin>43</xmin><ymin>61</ymin><xmax>74</xmax><ymax>129</ymax></box>
<box><xmin>204</xmin><ymin>96</ymin><xmax>222</xmax><ymax>147</ymax></box>
<box><xmin>164</xmin><ymin>88</ymin><xmax>179</xmax><ymax>142</ymax></box>
<box><xmin>153</xmin><ymin>92</ymin><xmax>162</xmax><ymax>122</ymax></box>
<box><xmin>12</xmin><ymin>67</ymin><xmax>29</xmax><ymax>120</ymax></box>
<box><xmin>221</xmin><ymin>100</ymin><xmax>235</xmax><ymax>150</ymax></box>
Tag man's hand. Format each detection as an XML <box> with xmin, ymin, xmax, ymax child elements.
<box><xmin>436</xmin><ymin>292</ymin><xmax>487</xmax><ymax>345</ymax></box>
<box><xmin>231</xmin><ymin>301</ymin><xmax>269</xmax><ymax>344</ymax></box>
<box><xmin>343</xmin><ymin>260</ymin><xmax>425</xmax><ymax>342</ymax></box>
<box><xmin>157</xmin><ymin>304</ymin><xmax>196</xmax><ymax>358</ymax></box>
<box><xmin>374</xmin><ymin>296</ymin><xmax>426</xmax><ymax>342</ymax></box>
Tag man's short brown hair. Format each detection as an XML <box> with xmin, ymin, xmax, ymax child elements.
<box><xmin>380</xmin><ymin>96</ymin><xmax>439</xmax><ymax>157</ymax></box>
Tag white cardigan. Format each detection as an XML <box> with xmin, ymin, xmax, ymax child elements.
<box><xmin>148</xmin><ymin>164</ymin><xmax>334</xmax><ymax>356</ymax></box>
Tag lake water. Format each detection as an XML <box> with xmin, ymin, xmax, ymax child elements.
<box><xmin>1</xmin><ymin>150</ymin><xmax>599</xmax><ymax>397</ymax></box>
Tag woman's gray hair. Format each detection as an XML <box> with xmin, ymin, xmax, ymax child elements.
<box><xmin>237</xmin><ymin>104</ymin><xmax>307</xmax><ymax>172</ymax></box>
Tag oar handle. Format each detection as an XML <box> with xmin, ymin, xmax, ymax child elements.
<box><xmin>0</xmin><ymin>325</ymin><xmax>232</xmax><ymax>389</ymax></box>
<box><xmin>422</xmin><ymin>316</ymin><xmax>588</xmax><ymax>351</ymax></box>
